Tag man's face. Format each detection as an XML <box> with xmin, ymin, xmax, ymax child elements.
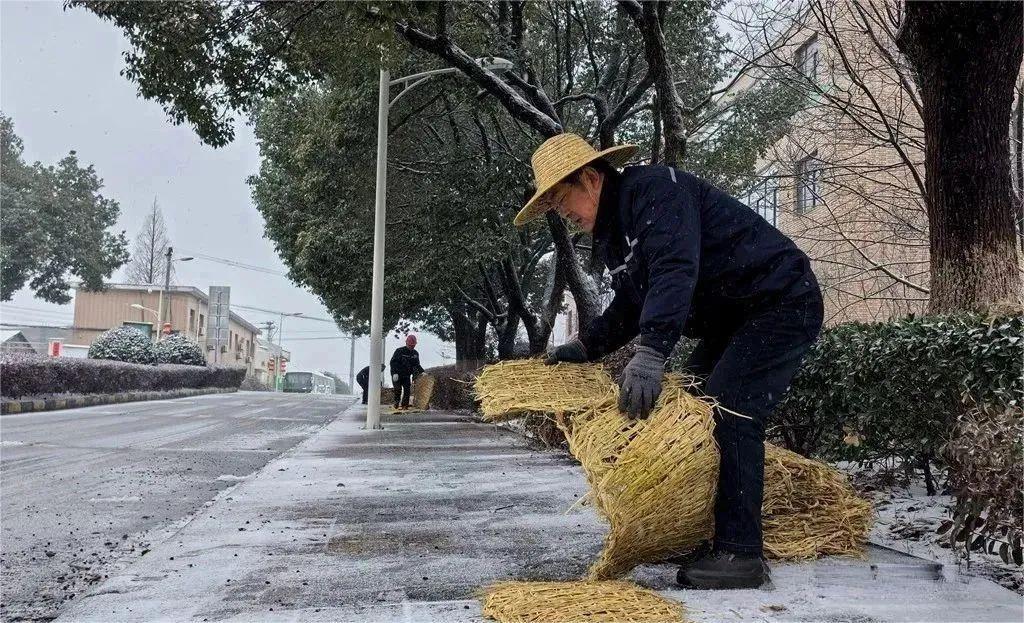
<box><xmin>548</xmin><ymin>167</ymin><xmax>603</xmax><ymax>232</ymax></box>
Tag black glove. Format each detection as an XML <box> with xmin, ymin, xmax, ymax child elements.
<box><xmin>617</xmin><ymin>345</ymin><xmax>666</xmax><ymax>419</ymax></box>
<box><xmin>544</xmin><ymin>339</ymin><xmax>589</xmax><ymax>365</ymax></box>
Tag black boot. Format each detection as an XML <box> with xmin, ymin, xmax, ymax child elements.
<box><xmin>676</xmin><ymin>549</ymin><xmax>769</xmax><ymax>590</ymax></box>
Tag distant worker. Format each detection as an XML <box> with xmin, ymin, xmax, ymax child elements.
<box><xmin>355</xmin><ymin>364</ymin><xmax>384</xmax><ymax>405</ymax></box>
<box><xmin>389</xmin><ymin>334</ymin><xmax>424</xmax><ymax>410</ymax></box>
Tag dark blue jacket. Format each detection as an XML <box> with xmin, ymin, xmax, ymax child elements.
<box><xmin>389</xmin><ymin>346</ymin><xmax>424</xmax><ymax>378</ymax></box>
<box><xmin>582</xmin><ymin>165</ymin><xmax>818</xmax><ymax>359</ymax></box>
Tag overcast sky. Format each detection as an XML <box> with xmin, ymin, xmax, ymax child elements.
<box><xmin>0</xmin><ymin>1</ymin><xmax>485</xmax><ymax>381</ymax></box>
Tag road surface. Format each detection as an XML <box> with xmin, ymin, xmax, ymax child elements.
<box><xmin>0</xmin><ymin>391</ymin><xmax>352</xmax><ymax>622</ymax></box>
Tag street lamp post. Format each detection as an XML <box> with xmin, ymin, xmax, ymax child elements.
<box><xmin>365</xmin><ymin>57</ymin><xmax>512</xmax><ymax>431</ymax></box>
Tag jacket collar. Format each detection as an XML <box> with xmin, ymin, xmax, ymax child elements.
<box><xmin>593</xmin><ymin>169</ymin><xmax>622</xmax><ymax>244</ymax></box>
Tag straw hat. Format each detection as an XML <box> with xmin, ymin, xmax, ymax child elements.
<box><xmin>514</xmin><ymin>133</ymin><xmax>638</xmax><ymax>226</ymax></box>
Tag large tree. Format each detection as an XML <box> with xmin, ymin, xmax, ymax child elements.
<box><xmin>124</xmin><ymin>199</ymin><xmax>172</xmax><ymax>284</ymax></box>
<box><xmin>0</xmin><ymin>114</ymin><xmax>129</xmax><ymax>303</ymax></box>
<box><xmin>896</xmin><ymin>1</ymin><xmax>1023</xmax><ymax>313</ymax></box>
<box><xmin>78</xmin><ymin>1</ymin><xmax>799</xmax><ymax>355</ymax></box>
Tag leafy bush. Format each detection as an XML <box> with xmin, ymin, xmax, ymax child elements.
<box><xmin>154</xmin><ymin>334</ymin><xmax>206</xmax><ymax>366</ymax></box>
<box><xmin>88</xmin><ymin>326</ymin><xmax>156</xmax><ymax>364</ymax></box>
<box><xmin>942</xmin><ymin>403</ymin><xmax>1023</xmax><ymax>566</ymax></box>
<box><xmin>0</xmin><ymin>352</ymin><xmax>245</xmax><ymax>398</ymax></box>
<box><xmin>773</xmin><ymin>312</ymin><xmax>1023</xmax><ymax>473</ymax></box>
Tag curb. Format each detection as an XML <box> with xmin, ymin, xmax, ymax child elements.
<box><xmin>0</xmin><ymin>387</ymin><xmax>239</xmax><ymax>415</ymax></box>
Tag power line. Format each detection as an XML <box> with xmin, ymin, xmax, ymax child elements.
<box><xmin>0</xmin><ymin>304</ymin><xmax>74</xmax><ymax>317</ymax></box>
<box><xmin>232</xmin><ymin>303</ymin><xmax>338</xmax><ymax>324</ymax></box>
<box><xmin>179</xmin><ymin>251</ymin><xmax>289</xmax><ymax>277</ymax></box>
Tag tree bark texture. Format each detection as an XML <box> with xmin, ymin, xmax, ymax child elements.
<box><xmin>897</xmin><ymin>1</ymin><xmax>1024</xmax><ymax>313</ymax></box>
<box><xmin>621</xmin><ymin>0</ymin><xmax>688</xmax><ymax>164</ymax></box>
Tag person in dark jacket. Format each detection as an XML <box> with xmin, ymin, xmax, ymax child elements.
<box><xmin>355</xmin><ymin>364</ymin><xmax>385</xmax><ymax>405</ymax></box>
<box><xmin>389</xmin><ymin>334</ymin><xmax>424</xmax><ymax>410</ymax></box>
<box><xmin>519</xmin><ymin>134</ymin><xmax>823</xmax><ymax>590</ymax></box>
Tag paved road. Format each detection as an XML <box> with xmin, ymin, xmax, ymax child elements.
<box><xmin>0</xmin><ymin>391</ymin><xmax>352</xmax><ymax>622</ymax></box>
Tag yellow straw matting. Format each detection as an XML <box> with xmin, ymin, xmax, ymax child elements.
<box><xmin>412</xmin><ymin>374</ymin><xmax>435</xmax><ymax>410</ymax></box>
<box><xmin>481</xmin><ymin>580</ymin><xmax>685</xmax><ymax>623</ymax></box>
<box><xmin>473</xmin><ymin>359</ymin><xmax>872</xmax><ymax>578</ymax></box>
<box><xmin>560</xmin><ymin>376</ymin><xmax>718</xmax><ymax>580</ymax></box>
<box><xmin>763</xmin><ymin>444</ymin><xmax>873</xmax><ymax>559</ymax></box>
<box><xmin>475</xmin><ymin>360</ymin><xmax>615</xmax><ymax>421</ymax></box>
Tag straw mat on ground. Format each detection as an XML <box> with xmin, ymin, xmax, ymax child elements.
<box><xmin>475</xmin><ymin>360</ymin><xmax>615</xmax><ymax>422</ymax></box>
<box><xmin>480</xmin><ymin>580</ymin><xmax>686</xmax><ymax>623</ymax></box>
<box><xmin>412</xmin><ymin>374</ymin><xmax>435</xmax><ymax>410</ymax></box>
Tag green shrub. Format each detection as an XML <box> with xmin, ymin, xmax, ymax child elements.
<box><xmin>154</xmin><ymin>334</ymin><xmax>206</xmax><ymax>366</ymax></box>
<box><xmin>88</xmin><ymin>327</ymin><xmax>156</xmax><ymax>364</ymax></box>
<box><xmin>773</xmin><ymin>312</ymin><xmax>1023</xmax><ymax>470</ymax></box>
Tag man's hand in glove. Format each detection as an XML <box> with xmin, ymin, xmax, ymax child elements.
<box><xmin>391</xmin><ymin>374</ymin><xmax>399</xmax><ymax>383</ymax></box>
<box><xmin>617</xmin><ymin>346</ymin><xmax>666</xmax><ymax>419</ymax></box>
<box><xmin>544</xmin><ymin>339</ymin><xmax>589</xmax><ymax>365</ymax></box>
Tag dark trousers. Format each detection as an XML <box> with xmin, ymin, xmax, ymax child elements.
<box><xmin>394</xmin><ymin>375</ymin><xmax>412</xmax><ymax>408</ymax></box>
<box><xmin>357</xmin><ymin>380</ymin><xmax>368</xmax><ymax>405</ymax></box>
<box><xmin>684</xmin><ymin>289</ymin><xmax>823</xmax><ymax>556</ymax></box>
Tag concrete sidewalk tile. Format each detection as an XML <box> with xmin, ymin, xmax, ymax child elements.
<box><xmin>57</xmin><ymin>404</ymin><xmax>1022</xmax><ymax>623</ymax></box>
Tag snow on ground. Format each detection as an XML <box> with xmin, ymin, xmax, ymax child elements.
<box><xmin>842</xmin><ymin>463</ymin><xmax>1023</xmax><ymax>595</ymax></box>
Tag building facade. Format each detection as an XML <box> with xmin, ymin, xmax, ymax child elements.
<box><xmin>721</xmin><ymin>1</ymin><xmax>1022</xmax><ymax>324</ymax></box>
<box><xmin>72</xmin><ymin>284</ymin><xmax>260</xmax><ymax>374</ymax></box>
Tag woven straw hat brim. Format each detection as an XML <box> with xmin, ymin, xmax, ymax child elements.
<box><xmin>514</xmin><ymin>143</ymin><xmax>639</xmax><ymax>226</ymax></box>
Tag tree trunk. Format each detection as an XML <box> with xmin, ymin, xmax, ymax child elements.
<box><xmin>623</xmin><ymin>1</ymin><xmax>688</xmax><ymax>164</ymax></box>
<box><xmin>546</xmin><ymin>212</ymin><xmax>602</xmax><ymax>329</ymax></box>
<box><xmin>496</xmin><ymin>311</ymin><xmax>519</xmax><ymax>359</ymax></box>
<box><xmin>897</xmin><ymin>1</ymin><xmax>1024</xmax><ymax>313</ymax></box>
<box><xmin>449</xmin><ymin>303</ymin><xmax>486</xmax><ymax>370</ymax></box>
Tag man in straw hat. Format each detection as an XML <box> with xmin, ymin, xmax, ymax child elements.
<box><xmin>521</xmin><ymin>133</ymin><xmax>823</xmax><ymax>589</ymax></box>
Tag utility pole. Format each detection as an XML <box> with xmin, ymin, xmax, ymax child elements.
<box><xmin>261</xmin><ymin>321</ymin><xmax>276</xmax><ymax>385</ymax></box>
<box><xmin>156</xmin><ymin>246</ymin><xmax>173</xmax><ymax>340</ymax></box>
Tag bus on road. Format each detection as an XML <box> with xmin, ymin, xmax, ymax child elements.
<box><xmin>282</xmin><ymin>371</ymin><xmax>336</xmax><ymax>395</ymax></box>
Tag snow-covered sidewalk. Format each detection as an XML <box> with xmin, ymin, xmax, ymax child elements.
<box><xmin>58</xmin><ymin>405</ymin><xmax>1022</xmax><ymax>622</ymax></box>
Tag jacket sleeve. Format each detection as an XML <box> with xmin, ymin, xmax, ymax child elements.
<box><xmin>412</xmin><ymin>352</ymin><xmax>424</xmax><ymax>375</ymax></box>
<box><xmin>389</xmin><ymin>349</ymin><xmax>401</xmax><ymax>375</ymax></box>
<box><xmin>631</xmin><ymin>176</ymin><xmax>700</xmax><ymax>357</ymax></box>
<box><xmin>580</xmin><ymin>289</ymin><xmax>641</xmax><ymax>360</ymax></box>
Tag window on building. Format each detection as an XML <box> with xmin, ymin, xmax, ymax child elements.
<box><xmin>188</xmin><ymin>309</ymin><xmax>196</xmax><ymax>333</ymax></box>
<box><xmin>198</xmin><ymin>314</ymin><xmax>205</xmax><ymax>336</ymax></box>
<box><xmin>795</xmin><ymin>36</ymin><xmax>820</xmax><ymax>81</ymax></box>
<box><xmin>745</xmin><ymin>173</ymin><xmax>779</xmax><ymax>227</ymax></box>
<box><xmin>795</xmin><ymin>155</ymin><xmax>822</xmax><ymax>213</ymax></box>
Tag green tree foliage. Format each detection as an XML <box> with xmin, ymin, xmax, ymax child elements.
<box><xmin>249</xmin><ymin>67</ymin><xmax>540</xmax><ymax>347</ymax></box>
<box><xmin>76</xmin><ymin>1</ymin><xmax>803</xmax><ymax>356</ymax></box>
<box><xmin>0</xmin><ymin>114</ymin><xmax>129</xmax><ymax>303</ymax></box>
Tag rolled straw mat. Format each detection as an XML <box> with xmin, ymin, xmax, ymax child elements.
<box><xmin>473</xmin><ymin>359</ymin><xmax>871</xmax><ymax>579</ymax></box>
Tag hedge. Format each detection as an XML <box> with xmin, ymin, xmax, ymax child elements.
<box><xmin>0</xmin><ymin>352</ymin><xmax>246</xmax><ymax>399</ymax></box>
<box><xmin>773</xmin><ymin>312</ymin><xmax>1023</xmax><ymax>468</ymax></box>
